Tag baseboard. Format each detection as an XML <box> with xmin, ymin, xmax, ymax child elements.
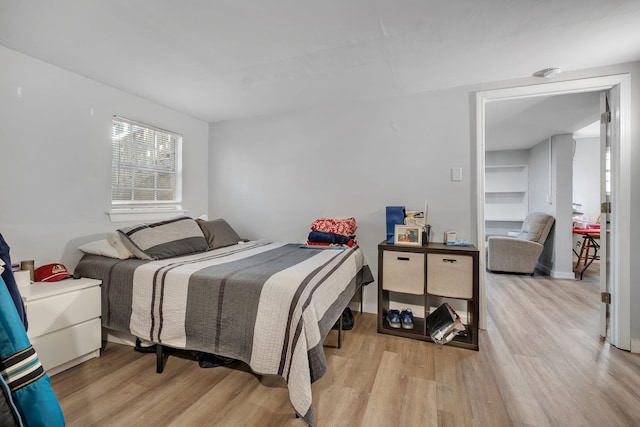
<box><xmin>102</xmin><ymin>328</ymin><xmax>136</xmax><ymax>346</ymax></box>
<box><xmin>47</xmin><ymin>350</ymin><xmax>100</xmax><ymax>376</ymax></box>
<box><xmin>538</xmin><ymin>262</ymin><xmax>576</xmax><ymax>279</ymax></box>
<box><xmin>630</xmin><ymin>339</ymin><xmax>640</xmax><ymax>354</ymax></box>
<box><xmin>536</xmin><ymin>263</ymin><xmax>551</xmax><ymax>275</ymax></box>
<box><xmin>550</xmin><ymin>270</ymin><xmax>576</xmax><ymax>279</ymax></box>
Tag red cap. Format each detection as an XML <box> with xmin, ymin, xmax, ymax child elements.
<box><xmin>34</xmin><ymin>263</ymin><xmax>73</xmax><ymax>282</ymax></box>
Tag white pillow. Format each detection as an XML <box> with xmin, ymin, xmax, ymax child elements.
<box><xmin>106</xmin><ymin>232</ymin><xmax>135</xmax><ymax>259</ymax></box>
<box><xmin>79</xmin><ymin>239</ymin><xmax>123</xmax><ymax>259</ymax></box>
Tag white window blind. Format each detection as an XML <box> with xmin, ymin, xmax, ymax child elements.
<box><xmin>111</xmin><ymin>116</ymin><xmax>182</xmax><ymax>208</ymax></box>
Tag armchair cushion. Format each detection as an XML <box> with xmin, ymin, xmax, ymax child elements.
<box><xmin>487</xmin><ymin>237</ymin><xmax>544</xmax><ymax>274</ymax></box>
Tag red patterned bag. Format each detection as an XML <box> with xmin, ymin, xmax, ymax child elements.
<box><xmin>310</xmin><ymin>217</ymin><xmax>357</xmax><ymax>237</ymax></box>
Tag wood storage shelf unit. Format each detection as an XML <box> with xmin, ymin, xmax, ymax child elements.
<box><xmin>377</xmin><ymin>241</ymin><xmax>479</xmax><ymax>350</ymax></box>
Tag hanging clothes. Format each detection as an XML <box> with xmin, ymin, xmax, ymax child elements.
<box><xmin>0</xmin><ymin>275</ymin><xmax>65</xmax><ymax>426</ymax></box>
<box><xmin>0</xmin><ymin>234</ymin><xmax>27</xmax><ymax>331</ymax></box>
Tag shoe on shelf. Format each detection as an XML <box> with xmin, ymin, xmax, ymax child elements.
<box><xmin>400</xmin><ymin>309</ymin><xmax>414</xmax><ymax>330</ymax></box>
<box><xmin>386</xmin><ymin>309</ymin><xmax>401</xmax><ymax>328</ymax></box>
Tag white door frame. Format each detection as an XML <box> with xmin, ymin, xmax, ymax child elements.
<box><xmin>476</xmin><ymin>74</ymin><xmax>631</xmax><ymax>351</ymax></box>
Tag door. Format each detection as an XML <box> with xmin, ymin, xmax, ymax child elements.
<box><xmin>599</xmin><ymin>90</ymin><xmax>613</xmax><ymax>338</ymax></box>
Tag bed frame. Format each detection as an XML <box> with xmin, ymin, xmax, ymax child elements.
<box><xmin>139</xmin><ymin>285</ymin><xmax>365</xmax><ymax>374</ymax></box>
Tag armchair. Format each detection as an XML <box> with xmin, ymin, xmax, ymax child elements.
<box><xmin>486</xmin><ymin>212</ymin><xmax>555</xmax><ymax>274</ymax></box>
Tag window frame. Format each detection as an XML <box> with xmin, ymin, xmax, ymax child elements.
<box><xmin>108</xmin><ymin>116</ymin><xmax>184</xmax><ymax>222</ymax></box>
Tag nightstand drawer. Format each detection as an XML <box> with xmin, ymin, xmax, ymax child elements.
<box><xmin>30</xmin><ymin>318</ymin><xmax>101</xmax><ymax>372</ymax></box>
<box><xmin>427</xmin><ymin>253</ymin><xmax>473</xmax><ymax>299</ymax></box>
<box><xmin>382</xmin><ymin>251</ymin><xmax>425</xmax><ymax>294</ymax></box>
<box><xmin>26</xmin><ymin>286</ymin><xmax>101</xmax><ymax>338</ymax></box>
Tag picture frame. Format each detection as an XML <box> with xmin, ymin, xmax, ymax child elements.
<box><xmin>394</xmin><ymin>224</ymin><xmax>422</xmax><ymax>246</ymax></box>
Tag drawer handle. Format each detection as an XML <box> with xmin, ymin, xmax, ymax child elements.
<box><xmin>442</xmin><ymin>258</ymin><xmax>457</xmax><ymax>263</ymax></box>
<box><xmin>397</xmin><ymin>257</ymin><xmax>411</xmax><ymax>261</ymax></box>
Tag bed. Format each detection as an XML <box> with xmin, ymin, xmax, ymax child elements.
<box><xmin>75</xmin><ymin>235</ymin><xmax>372</xmax><ymax>426</ymax></box>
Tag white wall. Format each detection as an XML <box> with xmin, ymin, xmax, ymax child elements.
<box><xmin>209</xmin><ymin>88</ymin><xmax>476</xmax><ymax>313</ymax></box>
<box><xmin>3</xmin><ymin>42</ymin><xmax>640</xmax><ymax>343</ymax></box>
<box><xmin>627</xmin><ymin>64</ymin><xmax>640</xmax><ymax>347</ymax></box>
<box><xmin>527</xmin><ymin>135</ymin><xmax>574</xmax><ymax>277</ymax></box>
<box><xmin>485</xmin><ymin>149</ymin><xmax>529</xmax><ymax>165</ymax></box>
<box><xmin>209</xmin><ymin>62</ymin><xmax>640</xmax><ymax>323</ymax></box>
<box><xmin>550</xmin><ymin>134</ymin><xmax>575</xmax><ymax>278</ymax></box>
<box><xmin>0</xmin><ymin>46</ymin><xmax>209</xmax><ymax>269</ymax></box>
<box><xmin>573</xmin><ymin>137</ymin><xmax>600</xmax><ymax>222</ymax></box>
<box><xmin>528</xmin><ymin>139</ymin><xmax>551</xmax><ymax>215</ymax></box>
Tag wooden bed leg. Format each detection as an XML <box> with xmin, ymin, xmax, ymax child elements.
<box><xmin>156</xmin><ymin>343</ymin><xmax>164</xmax><ymax>373</ymax></box>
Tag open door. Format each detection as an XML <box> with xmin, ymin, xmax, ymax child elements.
<box><xmin>599</xmin><ymin>90</ymin><xmax>613</xmax><ymax>339</ymax></box>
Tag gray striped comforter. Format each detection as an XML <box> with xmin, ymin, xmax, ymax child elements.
<box><xmin>75</xmin><ymin>241</ymin><xmax>373</xmax><ymax>425</ymax></box>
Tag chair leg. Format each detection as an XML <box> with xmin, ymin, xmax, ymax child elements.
<box><xmin>583</xmin><ymin>238</ymin><xmax>593</xmax><ymax>267</ymax></box>
<box><xmin>576</xmin><ymin>236</ymin><xmax>588</xmax><ymax>269</ymax></box>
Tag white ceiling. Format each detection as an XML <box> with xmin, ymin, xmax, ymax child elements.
<box><xmin>485</xmin><ymin>91</ymin><xmax>602</xmax><ymax>151</ymax></box>
<box><xmin>1</xmin><ymin>0</ymin><xmax>639</xmax><ymax>130</ymax></box>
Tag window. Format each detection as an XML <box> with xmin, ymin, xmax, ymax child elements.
<box><xmin>111</xmin><ymin>116</ymin><xmax>182</xmax><ymax>211</ymax></box>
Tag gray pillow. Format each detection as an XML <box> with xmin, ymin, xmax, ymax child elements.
<box><xmin>196</xmin><ymin>218</ymin><xmax>242</xmax><ymax>249</ymax></box>
<box><xmin>118</xmin><ymin>216</ymin><xmax>208</xmax><ymax>260</ymax></box>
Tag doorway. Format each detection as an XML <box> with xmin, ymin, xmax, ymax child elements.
<box><xmin>483</xmin><ymin>92</ymin><xmax>600</xmax><ymax>279</ymax></box>
<box><xmin>475</xmin><ymin>74</ymin><xmax>631</xmax><ymax>351</ymax></box>
<box><xmin>572</xmin><ymin>120</ymin><xmax>602</xmax><ymax>283</ymax></box>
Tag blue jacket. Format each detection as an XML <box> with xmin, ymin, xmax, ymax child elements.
<box><xmin>0</xmin><ymin>275</ymin><xmax>65</xmax><ymax>426</ymax></box>
<box><xmin>0</xmin><ymin>234</ymin><xmax>27</xmax><ymax>331</ymax></box>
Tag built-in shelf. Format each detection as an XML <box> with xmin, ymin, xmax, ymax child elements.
<box><xmin>485</xmin><ymin>164</ymin><xmax>528</xmax><ymax>223</ymax></box>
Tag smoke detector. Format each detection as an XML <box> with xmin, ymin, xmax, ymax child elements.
<box><xmin>533</xmin><ymin>67</ymin><xmax>562</xmax><ymax>78</ymax></box>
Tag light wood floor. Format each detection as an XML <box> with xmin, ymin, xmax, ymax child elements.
<box><xmin>51</xmin><ymin>269</ymin><xmax>640</xmax><ymax>426</ymax></box>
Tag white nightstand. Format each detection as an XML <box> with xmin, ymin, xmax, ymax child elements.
<box><xmin>20</xmin><ymin>278</ymin><xmax>102</xmax><ymax>376</ymax></box>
